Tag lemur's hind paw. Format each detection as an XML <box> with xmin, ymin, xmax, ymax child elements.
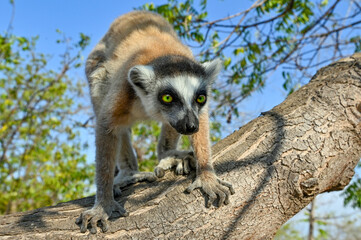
<box><xmin>155</xmin><ymin>151</ymin><xmax>196</xmax><ymax>178</ymax></box>
<box><xmin>113</xmin><ymin>171</ymin><xmax>157</xmax><ymax>196</ymax></box>
<box><xmin>154</xmin><ymin>166</ymin><xmax>166</xmax><ymax>178</ymax></box>
<box><xmin>186</xmin><ymin>171</ymin><xmax>235</xmax><ymax>208</ymax></box>
<box><xmin>76</xmin><ymin>200</ymin><xmax>128</xmax><ymax>234</ymax></box>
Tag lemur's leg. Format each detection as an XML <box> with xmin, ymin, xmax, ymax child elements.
<box><xmin>186</xmin><ymin>110</ymin><xmax>235</xmax><ymax>207</ymax></box>
<box><xmin>76</xmin><ymin>123</ymin><xmax>128</xmax><ymax>234</ymax></box>
<box><xmin>154</xmin><ymin>123</ymin><xmax>196</xmax><ymax>178</ymax></box>
<box><xmin>113</xmin><ymin>128</ymin><xmax>156</xmax><ymax>196</ymax></box>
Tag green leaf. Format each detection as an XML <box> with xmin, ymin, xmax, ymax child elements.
<box><xmin>0</xmin><ymin>32</ymin><xmax>94</xmax><ymax>214</ymax></box>
<box><xmin>233</xmin><ymin>47</ymin><xmax>244</xmax><ymax>56</ymax></box>
<box><xmin>318</xmin><ymin>229</ymin><xmax>328</xmax><ymax>238</ymax></box>
<box><xmin>224</xmin><ymin>57</ymin><xmax>231</xmax><ymax>69</ymax></box>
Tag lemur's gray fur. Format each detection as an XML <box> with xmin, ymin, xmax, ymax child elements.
<box><xmin>76</xmin><ymin>11</ymin><xmax>234</xmax><ymax>234</ymax></box>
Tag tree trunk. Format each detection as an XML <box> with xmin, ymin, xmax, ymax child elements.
<box><xmin>1</xmin><ymin>54</ymin><xmax>361</xmax><ymax>240</ymax></box>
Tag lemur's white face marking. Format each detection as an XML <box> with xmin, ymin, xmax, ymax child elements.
<box><xmin>166</xmin><ymin>75</ymin><xmax>201</xmax><ymax>108</ymax></box>
<box><xmin>128</xmin><ymin>57</ymin><xmax>222</xmax><ymax>135</ymax></box>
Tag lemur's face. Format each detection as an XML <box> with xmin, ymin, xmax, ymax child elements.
<box><xmin>155</xmin><ymin>75</ymin><xmax>207</xmax><ymax>135</ymax></box>
<box><xmin>128</xmin><ymin>57</ymin><xmax>222</xmax><ymax>135</ymax></box>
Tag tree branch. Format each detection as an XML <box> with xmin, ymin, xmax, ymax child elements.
<box><xmin>0</xmin><ymin>54</ymin><xmax>361</xmax><ymax>239</ymax></box>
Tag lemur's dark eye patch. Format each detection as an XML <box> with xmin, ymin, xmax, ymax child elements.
<box><xmin>158</xmin><ymin>88</ymin><xmax>180</xmax><ymax>106</ymax></box>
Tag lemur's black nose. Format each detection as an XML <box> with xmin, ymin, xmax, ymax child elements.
<box><xmin>172</xmin><ymin>112</ymin><xmax>199</xmax><ymax>135</ymax></box>
<box><xmin>185</xmin><ymin>122</ymin><xmax>199</xmax><ymax>134</ymax></box>
<box><xmin>182</xmin><ymin>111</ymin><xmax>199</xmax><ymax>134</ymax></box>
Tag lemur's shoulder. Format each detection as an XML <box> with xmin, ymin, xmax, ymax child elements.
<box><xmin>109</xmin><ymin>11</ymin><xmax>194</xmax><ymax>66</ymax></box>
<box><xmin>86</xmin><ymin>11</ymin><xmax>194</xmax><ymax>85</ymax></box>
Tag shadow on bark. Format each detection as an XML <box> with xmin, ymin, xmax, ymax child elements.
<box><xmin>218</xmin><ymin>111</ymin><xmax>285</xmax><ymax>239</ymax></box>
<box><xmin>15</xmin><ymin>176</ymin><xmax>188</xmax><ymax>232</ymax></box>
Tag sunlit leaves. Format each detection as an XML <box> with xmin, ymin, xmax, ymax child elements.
<box><xmin>0</xmin><ymin>33</ymin><xmax>93</xmax><ymax>214</ymax></box>
<box><xmin>350</xmin><ymin>36</ymin><xmax>361</xmax><ymax>52</ymax></box>
<box><xmin>274</xmin><ymin>222</ymin><xmax>303</xmax><ymax>240</ymax></box>
<box><xmin>77</xmin><ymin>33</ymin><xmax>91</xmax><ymax>51</ymax></box>
<box><xmin>140</xmin><ymin>0</ymin><xmax>358</xmax><ymax>125</ymax></box>
<box><xmin>343</xmin><ymin>179</ymin><xmax>361</xmax><ymax>209</ymax></box>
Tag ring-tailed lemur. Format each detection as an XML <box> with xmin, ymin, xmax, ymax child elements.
<box><xmin>76</xmin><ymin>11</ymin><xmax>234</xmax><ymax>234</ymax></box>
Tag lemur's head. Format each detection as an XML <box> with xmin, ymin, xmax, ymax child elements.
<box><xmin>128</xmin><ymin>55</ymin><xmax>222</xmax><ymax>135</ymax></box>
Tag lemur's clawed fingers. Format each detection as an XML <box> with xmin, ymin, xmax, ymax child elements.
<box><xmin>113</xmin><ymin>188</ymin><xmax>122</xmax><ymax>197</ymax></box>
<box><xmin>76</xmin><ymin>212</ymin><xmax>90</xmax><ymax>233</ymax></box>
<box><xmin>76</xmin><ymin>201</ymin><xmax>127</xmax><ymax>234</ymax></box>
<box><xmin>77</xmin><ymin>209</ymin><xmax>101</xmax><ymax>234</ymax></box>
<box><xmin>203</xmin><ymin>185</ymin><xmax>217</xmax><ymax>208</ymax></box>
<box><xmin>183</xmin><ymin>152</ymin><xmax>196</xmax><ymax>175</ymax></box>
<box><xmin>185</xmin><ymin>177</ymin><xmax>202</xmax><ymax>193</ymax></box>
<box><xmin>100</xmin><ymin>218</ymin><xmax>109</xmax><ymax>233</ymax></box>
<box><xmin>217</xmin><ymin>178</ymin><xmax>236</xmax><ymax>195</ymax></box>
<box><xmin>175</xmin><ymin>162</ymin><xmax>184</xmax><ymax>175</ymax></box>
<box><xmin>155</xmin><ymin>151</ymin><xmax>195</xmax><ymax>178</ymax></box>
<box><xmin>90</xmin><ymin>218</ymin><xmax>98</xmax><ymax>234</ymax></box>
<box><xmin>183</xmin><ymin>158</ymin><xmax>190</xmax><ymax>175</ymax></box>
<box><xmin>111</xmin><ymin>205</ymin><xmax>128</xmax><ymax>218</ymax></box>
<box><xmin>186</xmin><ymin>172</ymin><xmax>234</xmax><ymax>208</ymax></box>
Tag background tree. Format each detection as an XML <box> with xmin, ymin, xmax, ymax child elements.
<box><xmin>141</xmin><ymin>0</ymin><xmax>361</xmax><ymax>119</ymax></box>
<box><xmin>275</xmin><ymin>195</ymin><xmax>361</xmax><ymax>240</ymax></box>
<box><xmin>0</xmin><ymin>30</ymin><xmax>94</xmax><ymax>213</ymax></box>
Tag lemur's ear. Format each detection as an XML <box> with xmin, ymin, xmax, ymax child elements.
<box><xmin>128</xmin><ymin>65</ymin><xmax>155</xmax><ymax>94</ymax></box>
<box><xmin>202</xmin><ymin>58</ymin><xmax>222</xmax><ymax>85</ymax></box>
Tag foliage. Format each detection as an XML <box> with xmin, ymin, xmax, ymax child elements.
<box><xmin>140</xmin><ymin>0</ymin><xmax>361</xmax><ymax>122</ymax></box>
<box><xmin>274</xmin><ymin>222</ymin><xmax>303</xmax><ymax>240</ymax></box>
<box><xmin>343</xmin><ymin>175</ymin><xmax>361</xmax><ymax>209</ymax></box>
<box><xmin>342</xmin><ymin>162</ymin><xmax>361</xmax><ymax>210</ymax></box>
<box><xmin>132</xmin><ymin>122</ymin><xmax>161</xmax><ymax>172</ymax></box>
<box><xmin>0</xmin><ymin>33</ymin><xmax>93</xmax><ymax>214</ymax></box>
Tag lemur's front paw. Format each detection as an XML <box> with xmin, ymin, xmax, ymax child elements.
<box><xmin>155</xmin><ymin>151</ymin><xmax>196</xmax><ymax>178</ymax></box>
<box><xmin>76</xmin><ymin>200</ymin><xmax>128</xmax><ymax>234</ymax></box>
<box><xmin>186</xmin><ymin>171</ymin><xmax>235</xmax><ymax>207</ymax></box>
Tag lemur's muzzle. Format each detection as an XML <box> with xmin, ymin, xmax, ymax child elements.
<box><xmin>172</xmin><ymin>112</ymin><xmax>199</xmax><ymax>135</ymax></box>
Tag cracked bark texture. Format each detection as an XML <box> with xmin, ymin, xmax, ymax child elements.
<box><xmin>1</xmin><ymin>54</ymin><xmax>361</xmax><ymax>240</ymax></box>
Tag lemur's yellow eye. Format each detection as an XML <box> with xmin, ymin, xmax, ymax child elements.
<box><xmin>196</xmin><ymin>95</ymin><xmax>206</xmax><ymax>104</ymax></box>
<box><xmin>162</xmin><ymin>94</ymin><xmax>173</xmax><ymax>103</ymax></box>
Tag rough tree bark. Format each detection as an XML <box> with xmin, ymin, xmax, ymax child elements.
<box><xmin>1</xmin><ymin>54</ymin><xmax>361</xmax><ymax>240</ymax></box>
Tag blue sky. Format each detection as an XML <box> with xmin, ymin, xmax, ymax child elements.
<box><xmin>1</xmin><ymin>0</ymin><xmax>360</xmax><ymax>236</ymax></box>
